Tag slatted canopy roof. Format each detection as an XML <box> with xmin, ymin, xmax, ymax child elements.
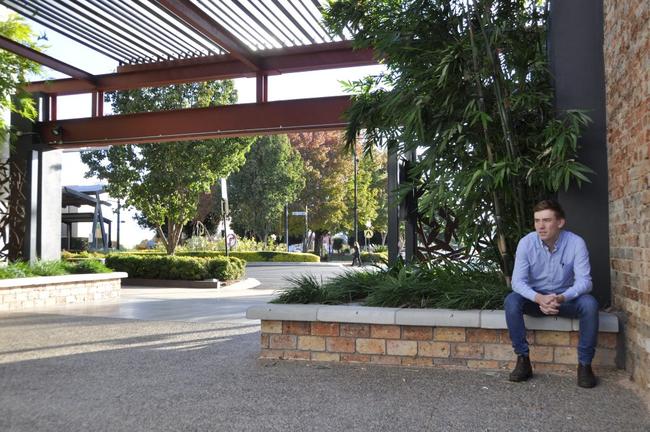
<box><xmin>0</xmin><ymin>0</ymin><xmax>378</xmax><ymax>148</ymax></box>
<box><xmin>2</xmin><ymin>0</ymin><xmax>351</xmax><ymax>65</ymax></box>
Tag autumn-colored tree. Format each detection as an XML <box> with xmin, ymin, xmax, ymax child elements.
<box><xmin>288</xmin><ymin>132</ymin><xmax>387</xmax><ymax>255</ymax></box>
<box><xmin>288</xmin><ymin>132</ymin><xmax>351</xmax><ymax>255</ymax></box>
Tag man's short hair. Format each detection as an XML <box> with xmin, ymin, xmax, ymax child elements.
<box><xmin>533</xmin><ymin>199</ymin><xmax>565</xmax><ymax>219</ymax></box>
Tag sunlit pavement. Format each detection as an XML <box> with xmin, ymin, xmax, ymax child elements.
<box><xmin>2</xmin><ymin>263</ymin><xmax>352</xmax><ymax>323</ymax></box>
<box><xmin>1</xmin><ymin>264</ymin><xmax>649</xmax><ymax>431</ymax></box>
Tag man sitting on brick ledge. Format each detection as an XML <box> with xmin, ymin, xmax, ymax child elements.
<box><xmin>505</xmin><ymin>199</ymin><xmax>599</xmax><ymax>388</ymax></box>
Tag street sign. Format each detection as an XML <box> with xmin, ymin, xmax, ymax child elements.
<box><xmin>227</xmin><ymin>233</ymin><xmax>237</xmax><ymax>248</ymax></box>
<box><xmin>292</xmin><ymin>211</ymin><xmax>306</xmax><ymax>216</ymax></box>
<box><xmin>364</xmin><ymin>229</ymin><xmax>374</xmax><ymax>239</ymax></box>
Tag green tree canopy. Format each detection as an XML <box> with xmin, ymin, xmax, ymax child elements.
<box><xmin>326</xmin><ymin>0</ymin><xmax>592</xmax><ymax>272</ymax></box>
<box><xmin>81</xmin><ymin>81</ymin><xmax>253</xmax><ymax>254</ymax></box>
<box><xmin>229</xmin><ymin>134</ymin><xmax>305</xmax><ymax>242</ymax></box>
<box><xmin>0</xmin><ymin>13</ymin><xmax>40</xmax><ymax>139</ymax></box>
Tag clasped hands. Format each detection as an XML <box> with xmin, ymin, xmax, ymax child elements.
<box><xmin>534</xmin><ymin>293</ymin><xmax>565</xmax><ymax>315</ymax></box>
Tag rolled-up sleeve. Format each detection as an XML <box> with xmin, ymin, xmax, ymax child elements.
<box><xmin>561</xmin><ymin>237</ymin><xmax>593</xmax><ymax>301</ymax></box>
<box><xmin>511</xmin><ymin>237</ymin><xmax>538</xmax><ymax>302</ymax></box>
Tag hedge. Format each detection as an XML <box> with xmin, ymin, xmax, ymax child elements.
<box><xmin>360</xmin><ymin>252</ymin><xmax>388</xmax><ymax>264</ymax></box>
<box><xmin>104</xmin><ymin>254</ymin><xmax>245</xmax><ymax>281</ymax></box>
<box><xmin>179</xmin><ymin>251</ymin><xmax>320</xmax><ymax>263</ymax></box>
<box><xmin>0</xmin><ymin>260</ymin><xmax>111</xmax><ymax>279</ymax></box>
<box><xmin>120</xmin><ymin>251</ymin><xmax>320</xmax><ymax>263</ymax></box>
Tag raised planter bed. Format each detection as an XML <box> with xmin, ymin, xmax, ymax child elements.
<box><xmin>122</xmin><ymin>278</ymin><xmax>221</xmax><ymax>288</ymax></box>
<box><xmin>247</xmin><ymin>304</ymin><xmax>622</xmax><ymax>372</ymax></box>
<box><xmin>0</xmin><ymin>272</ymin><xmax>127</xmax><ymax>311</ymax></box>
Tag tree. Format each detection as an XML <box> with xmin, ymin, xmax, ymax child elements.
<box><xmin>228</xmin><ymin>134</ymin><xmax>305</xmax><ymax>242</ymax></box>
<box><xmin>0</xmin><ymin>14</ymin><xmax>40</xmax><ymax>139</ymax></box>
<box><xmin>342</xmin><ymin>150</ymin><xmax>384</xmax><ymax>243</ymax></box>
<box><xmin>81</xmin><ymin>81</ymin><xmax>253</xmax><ymax>254</ymax></box>
<box><xmin>288</xmin><ymin>131</ymin><xmax>352</xmax><ymax>256</ymax></box>
<box><xmin>325</xmin><ymin>0</ymin><xmax>591</xmax><ymax>273</ymax></box>
<box><xmin>1</xmin><ymin>14</ymin><xmax>41</xmax><ymax>262</ymax></box>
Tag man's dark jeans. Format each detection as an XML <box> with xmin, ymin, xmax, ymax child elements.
<box><xmin>504</xmin><ymin>292</ymin><xmax>599</xmax><ymax>365</ymax></box>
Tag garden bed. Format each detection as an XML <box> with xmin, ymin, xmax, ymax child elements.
<box><xmin>0</xmin><ymin>272</ymin><xmax>127</xmax><ymax>311</ymax></box>
<box><xmin>247</xmin><ymin>304</ymin><xmax>621</xmax><ymax>372</ymax></box>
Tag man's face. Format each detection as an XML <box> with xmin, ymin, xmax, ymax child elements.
<box><xmin>534</xmin><ymin>209</ymin><xmax>565</xmax><ymax>245</ymax></box>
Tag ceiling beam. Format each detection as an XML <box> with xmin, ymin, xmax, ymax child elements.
<box><xmin>0</xmin><ymin>35</ymin><xmax>95</xmax><ymax>82</ymax></box>
<box><xmin>26</xmin><ymin>43</ymin><xmax>376</xmax><ymax>95</ymax></box>
<box><xmin>155</xmin><ymin>0</ymin><xmax>260</xmax><ymax>71</ymax></box>
<box><xmin>38</xmin><ymin>96</ymin><xmax>351</xmax><ymax>148</ymax></box>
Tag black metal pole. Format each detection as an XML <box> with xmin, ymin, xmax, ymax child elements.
<box><xmin>285</xmin><ymin>203</ymin><xmax>289</xmax><ymax>250</ymax></box>
<box><xmin>116</xmin><ymin>199</ymin><xmax>121</xmax><ymax>250</ymax></box>
<box><xmin>353</xmin><ymin>142</ymin><xmax>358</xmax><ymax>245</ymax></box>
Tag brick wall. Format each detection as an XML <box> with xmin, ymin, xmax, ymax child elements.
<box><xmin>0</xmin><ymin>278</ymin><xmax>121</xmax><ymax>311</ymax></box>
<box><xmin>604</xmin><ymin>0</ymin><xmax>650</xmax><ymax>390</ymax></box>
<box><xmin>260</xmin><ymin>321</ymin><xmax>618</xmax><ymax>371</ymax></box>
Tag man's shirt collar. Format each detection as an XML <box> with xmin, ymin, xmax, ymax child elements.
<box><xmin>536</xmin><ymin>230</ymin><xmax>565</xmax><ymax>253</ymax></box>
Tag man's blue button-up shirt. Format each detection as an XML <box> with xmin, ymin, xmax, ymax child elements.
<box><xmin>511</xmin><ymin>230</ymin><xmax>592</xmax><ymax>302</ymax></box>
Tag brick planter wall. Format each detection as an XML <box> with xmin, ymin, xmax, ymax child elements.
<box><xmin>0</xmin><ymin>272</ymin><xmax>127</xmax><ymax>311</ymax></box>
<box><xmin>604</xmin><ymin>0</ymin><xmax>650</xmax><ymax>390</ymax></box>
<box><xmin>259</xmin><ymin>321</ymin><xmax>618</xmax><ymax>372</ymax></box>
<box><xmin>248</xmin><ymin>305</ymin><xmax>621</xmax><ymax>372</ymax></box>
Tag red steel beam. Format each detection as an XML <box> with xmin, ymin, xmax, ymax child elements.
<box><xmin>38</xmin><ymin>96</ymin><xmax>351</xmax><ymax>148</ymax></box>
<box><xmin>0</xmin><ymin>35</ymin><xmax>95</xmax><ymax>82</ymax></box>
<box><xmin>26</xmin><ymin>43</ymin><xmax>375</xmax><ymax>95</ymax></box>
<box><xmin>155</xmin><ymin>0</ymin><xmax>260</xmax><ymax>71</ymax></box>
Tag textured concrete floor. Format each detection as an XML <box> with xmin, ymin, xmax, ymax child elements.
<box><xmin>1</xmin><ymin>312</ymin><xmax>649</xmax><ymax>432</ymax></box>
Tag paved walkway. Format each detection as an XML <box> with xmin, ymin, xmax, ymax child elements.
<box><xmin>1</xmin><ymin>264</ymin><xmax>649</xmax><ymax>431</ymax></box>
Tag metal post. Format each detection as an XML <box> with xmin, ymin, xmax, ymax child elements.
<box><xmin>387</xmin><ymin>147</ymin><xmax>399</xmax><ymax>265</ymax></box>
<box><xmin>285</xmin><ymin>203</ymin><xmax>289</xmax><ymax>250</ymax></box>
<box><xmin>353</xmin><ymin>141</ymin><xmax>358</xmax><ymax>245</ymax></box>
<box><xmin>116</xmin><ymin>199</ymin><xmax>121</xmax><ymax>250</ymax></box>
<box><xmin>303</xmin><ymin>205</ymin><xmax>308</xmax><ymax>252</ymax></box>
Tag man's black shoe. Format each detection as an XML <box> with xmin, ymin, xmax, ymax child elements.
<box><xmin>509</xmin><ymin>355</ymin><xmax>533</xmax><ymax>382</ymax></box>
<box><xmin>577</xmin><ymin>363</ymin><xmax>597</xmax><ymax>388</ymax></box>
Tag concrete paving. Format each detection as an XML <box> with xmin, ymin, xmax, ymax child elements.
<box><xmin>1</xmin><ymin>264</ymin><xmax>649</xmax><ymax>431</ymax></box>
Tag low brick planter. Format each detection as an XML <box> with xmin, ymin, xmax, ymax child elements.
<box><xmin>0</xmin><ymin>272</ymin><xmax>127</xmax><ymax>311</ymax></box>
<box><xmin>247</xmin><ymin>305</ymin><xmax>621</xmax><ymax>372</ymax></box>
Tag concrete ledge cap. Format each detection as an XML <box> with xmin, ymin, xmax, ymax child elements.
<box><xmin>572</xmin><ymin>312</ymin><xmax>619</xmax><ymax>333</ymax></box>
<box><xmin>248</xmin><ymin>304</ymin><xmax>620</xmax><ymax>333</ymax></box>
<box><xmin>246</xmin><ymin>304</ymin><xmax>320</xmax><ymax>321</ymax></box>
<box><xmin>0</xmin><ymin>272</ymin><xmax>128</xmax><ymax>289</ymax></box>
<box><xmin>396</xmin><ymin>309</ymin><xmax>480</xmax><ymax>327</ymax></box>
<box><xmin>317</xmin><ymin>305</ymin><xmax>398</xmax><ymax>324</ymax></box>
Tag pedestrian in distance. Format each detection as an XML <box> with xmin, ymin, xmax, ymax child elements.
<box><xmin>351</xmin><ymin>241</ymin><xmax>362</xmax><ymax>266</ymax></box>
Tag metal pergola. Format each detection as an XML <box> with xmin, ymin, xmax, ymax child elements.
<box><xmin>0</xmin><ymin>0</ymin><xmax>379</xmax><ymax>262</ymax></box>
<box><xmin>0</xmin><ymin>0</ymin><xmax>376</xmax><ymax>148</ymax></box>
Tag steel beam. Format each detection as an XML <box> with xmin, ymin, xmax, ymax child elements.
<box><xmin>38</xmin><ymin>96</ymin><xmax>351</xmax><ymax>148</ymax></box>
<box><xmin>0</xmin><ymin>35</ymin><xmax>95</xmax><ymax>82</ymax></box>
<box><xmin>25</xmin><ymin>43</ymin><xmax>375</xmax><ymax>95</ymax></box>
<box><xmin>155</xmin><ymin>0</ymin><xmax>260</xmax><ymax>70</ymax></box>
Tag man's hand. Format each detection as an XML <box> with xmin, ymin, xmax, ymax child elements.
<box><xmin>535</xmin><ymin>293</ymin><xmax>561</xmax><ymax>315</ymax></box>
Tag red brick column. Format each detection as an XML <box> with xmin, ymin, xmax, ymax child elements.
<box><xmin>604</xmin><ymin>0</ymin><xmax>650</xmax><ymax>389</ymax></box>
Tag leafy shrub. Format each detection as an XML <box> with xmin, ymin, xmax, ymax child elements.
<box><xmin>272</xmin><ymin>274</ymin><xmax>332</xmax><ymax>304</ymax></box>
<box><xmin>272</xmin><ymin>260</ymin><xmax>509</xmax><ymax>310</ymax></box>
<box><xmin>24</xmin><ymin>260</ymin><xmax>69</xmax><ymax>276</ymax></box>
<box><xmin>332</xmin><ymin>238</ymin><xmax>344</xmax><ymax>253</ymax></box>
<box><xmin>65</xmin><ymin>260</ymin><xmax>112</xmax><ymax>274</ymax></box>
<box><xmin>0</xmin><ymin>259</ymin><xmax>112</xmax><ymax>279</ymax></box>
<box><xmin>140</xmin><ymin>250</ymin><xmax>320</xmax><ymax>263</ymax></box>
<box><xmin>360</xmin><ymin>252</ymin><xmax>388</xmax><ymax>264</ymax></box>
<box><xmin>104</xmin><ymin>254</ymin><xmax>245</xmax><ymax>281</ymax></box>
